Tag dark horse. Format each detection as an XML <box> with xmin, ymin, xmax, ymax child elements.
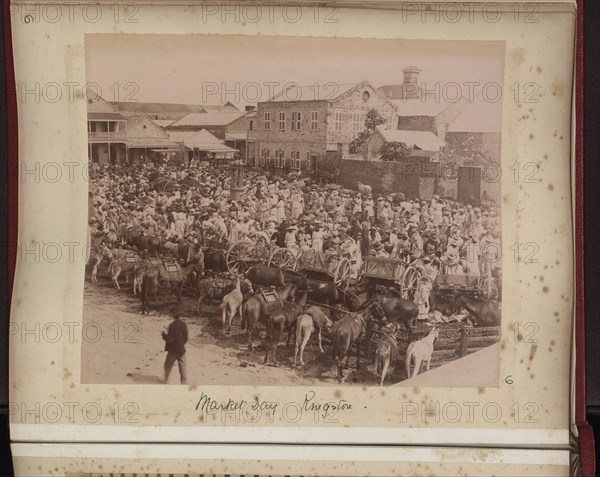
<box><xmin>204</xmin><ymin>249</ymin><xmax>228</xmax><ymax>273</ymax></box>
<box><xmin>246</xmin><ymin>263</ymin><xmax>286</xmax><ymax>288</ymax></box>
<box><xmin>331</xmin><ymin>299</ymin><xmax>386</xmax><ymax>383</ymax></box>
<box><xmin>306</xmin><ymin>279</ymin><xmax>361</xmax><ymax>313</ymax></box>
<box><xmin>264</xmin><ymin>290</ymin><xmax>308</xmax><ymax>366</ymax></box>
<box><xmin>428</xmin><ymin>289</ymin><xmax>458</xmax><ymax>317</ymax></box>
<box><xmin>429</xmin><ymin>290</ymin><xmax>501</xmax><ymax>327</ymax></box>
<box><xmin>370</xmin><ymin>292</ymin><xmax>418</xmax><ymax>330</ymax></box>
<box><xmin>122</xmin><ymin>227</ymin><xmax>161</xmax><ymax>255</ymax></box>
<box><xmin>457</xmin><ymin>295</ymin><xmax>501</xmax><ymax>327</ymax></box>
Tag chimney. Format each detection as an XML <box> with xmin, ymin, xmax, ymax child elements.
<box><xmin>245</xmin><ymin>105</ymin><xmax>256</xmax><ymax>111</ymax></box>
<box><xmin>402</xmin><ymin>65</ymin><xmax>422</xmax><ymax>99</ymax></box>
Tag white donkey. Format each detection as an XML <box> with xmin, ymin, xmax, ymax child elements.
<box><xmin>405</xmin><ymin>325</ymin><xmax>439</xmax><ymax>378</ymax></box>
<box><xmin>220</xmin><ymin>274</ymin><xmax>245</xmax><ymax>336</ymax></box>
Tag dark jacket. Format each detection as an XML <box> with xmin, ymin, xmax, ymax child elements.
<box><xmin>162</xmin><ymin>318</ymin><xmax>188</xmax><ymax>355</ymax></box>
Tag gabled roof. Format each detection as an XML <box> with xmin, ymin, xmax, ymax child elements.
<box><xmin>126</xmin><ymin>114</ymin><xmax>171</xmax><ymax>139</ymax></box>
<box><xmin>169</xmin><ymin>111</ymin><xmax>248</xmax><ymax>128</ymax></box>
<box><xmin>112</xmin><ymin>101</ymin><xmax>239</xmax><ymax>117</ymax></box>
<box><xmin>267</xmin><ymin>83</ymin><xmax>357</xmax><ymax>102</ymax></box>
<box><xmin>168</xmin><ymin>129</ymin><xmax>238</xmax><ymax>152</ymax></box>
<box><xmin>264</xmin><ymin>80</ymin><xmax>397</xmax><ymax>113</ymax></box>
<box><xmin>86</xmin><ymin>90</ymin><xmax>119</xmax><ymax>114</ymax></box>
<box><xmin>378</xmin><ymin>84</ymin><xmax>421</xmax><ymax>101</ymax></box>
<box><xmin>376</xmin><ymin>127</ymin><xmax>445</xmax><ymax>151</ymax></box>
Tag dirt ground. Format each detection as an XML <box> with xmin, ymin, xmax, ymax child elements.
<box><xmin>81</xmin><ymin>273</ymin><xmax>401</xmax><ymax>386</ymax></box>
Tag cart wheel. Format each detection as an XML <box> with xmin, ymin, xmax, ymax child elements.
<box><xmin>401</xmin><ymin>266</ymin><xmax>419</xmax><ymax>300</ymax></box>
<box><xmin>334</xmin><ymin>257</ymin><xmax>353</xmax><ymax>290</ymax></box>
<box><xmin>226</xmin><ymin>242</ymin><xmax>252</xmax><ymax>273</ymax></box>
<box><xmin>268</xmin><ymin>248</ymin><xmax>296</xmax><ymax>270</ymax></box>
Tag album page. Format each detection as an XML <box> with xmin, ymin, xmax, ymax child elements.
<box><xmin>11</xmin><ymin>443</ymin><xmax>572</xmax><ymax>477</ymax></box>
<box><xmin>9</xmin><ymin>0</ymin><xmax>576</xmax><ymax>450</ymax></box>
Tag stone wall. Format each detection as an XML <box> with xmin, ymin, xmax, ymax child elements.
<box><xmin>339</xmin><ymin>159</ymin><xmax>440</xmax><ymax>198</ymax></box>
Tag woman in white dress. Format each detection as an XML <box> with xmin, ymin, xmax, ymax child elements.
<box><xmin>312</xmin><ymin>225</ymin><xmax>325</xmax><ymax>253</ymax></box>
<box><xmin>290</xmin><ymin>192</ymin><xmax>303</xmax><ymax>221</ymax></box>
<box><xmin>276</xmin><ymin>196</ymin><xmax>286</xmax><ymax>223</ymax></box>
<box><xmin>285</xmin><ymin>226</ymin><xmax>298</xmax><ymax>253</ymax></box>
<box><xmin>353</xmin><ymin>196</ymin><xmax>362</xmax><ymax>217</ymax></box>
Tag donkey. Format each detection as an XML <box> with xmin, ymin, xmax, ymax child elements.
<box><xmin>405</xmin><ymin>325</ymin><xmax>440</xmax><ymax>378</ymax></box>
<box><xmin>374</xmin><ymin>322</ymin><xmax>402</xmax><ymax>386</ymax></box>
<box><xmin>242</xmin><ymin>283</ymin><xmax>296</xmax><ymax>350</ymax></box>
<box><xmin>331</xmin><ymin>300</ymin><xmax>386</xmax><ymax>383</ymax></box>
<box><xmin>293</xmin><ymin>306</ymin><xmax>333</xmax><ymax>367</ymax></box>
<box><xmin>220</xmin><ymin>275</ymin><xmax>252</xmax><ymax>336</ymax></box>
<box><xmin>264</xmin><ymin>290</ymin><xmax>308</xmax><ymax>367</ymax></box>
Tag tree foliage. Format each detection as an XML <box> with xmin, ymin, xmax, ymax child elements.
<box><xmin>437</xmin><ymin>134</ymin><xmax>496</xmax><ymax>165</ymax></box>
<box><xmin>348</xmin><ymin>109</ymin><xmax>388</xmax><ymax>154</ymax></box>
<box><xmin>378</xmin><ymin>141</ymin><xmax>411</xmax><ymax>162</ymax></box>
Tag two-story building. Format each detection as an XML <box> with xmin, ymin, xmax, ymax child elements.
<box><xmin>87</xmin><ymin>93</ymin><xmax>128</xmax><ymax>165</ymax></box>
<box><xmin>255</xmin><ymin>81</ymin><xmax>398</xmax><ymax>172</ymax></box>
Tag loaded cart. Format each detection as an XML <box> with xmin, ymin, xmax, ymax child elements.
<box><xmin>361</xmin><ymin>256</ymin><xmax>421</xmax><ymax>300</ymax></box>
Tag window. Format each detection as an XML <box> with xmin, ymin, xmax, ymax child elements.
<box><xmin>305</xmin><ymin>152</ymin><xmax>311</xmax><ymax>170</ymax></box>
<box><xmin>310</xmin><ymin>111</ymin><xmax>318</xmax><ymax>130</ymax></box>
<box><xmin>352</xmin><ymin>113</ymin><xmax>363</xmax><ymax>132</ymax></box>
<box><xmin>292</xmin><ymin>112</ymin><xmax>302</xmax><ymax>130</ymax></box>
<box><xmin>262</xmin><ymin>148</ymin><xmax>270</xmax><ymax>165</ymax></box>
<box><xmin>294</xmin><ymin>150</ymin><xmax>301</xmax><ymax>169</ymax></box>
<box><xmin>334</xmin><ymin>112</ymin><xmax>343</xmax><ymax>131</ymax></box>
<box><xmin>279</xmin><ymin>112</ymin><xmax>286</xmax><ymax>131</ymax></box>
<box><xmin>264</xmin><ymin>112</ymin><xmax>271</xmax><ymax>130</ymax></box>
<box><xmin>249</xmin><ymin>119</ymin><xmax>255</xmax><ymax>131</ymax></box>
<box><xmin>275</xmin><ymin>149</ymin><xmax>284</xmax><ymax>167</ymax></box>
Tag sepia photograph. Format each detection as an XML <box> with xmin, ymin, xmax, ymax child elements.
<box><xmin>81</xmin><ymin>34</ymin><xmax>504</xmax><ymax>387</ymax></box>
<box><xmin>8</xmin><ymin>0</ymin><xmax>577</xmax><ymax>449</ymax></box>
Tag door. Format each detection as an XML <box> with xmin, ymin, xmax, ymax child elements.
<box><xmin>457</xmin><ymin>166</ymin><xmax>481</xmax><ymax>203</ymax></box>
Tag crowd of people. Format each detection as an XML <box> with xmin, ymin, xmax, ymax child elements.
<box><xmin>89</xmin><ymin>161</ymin><xmax>502</xmax><ymax>316</ymax></box>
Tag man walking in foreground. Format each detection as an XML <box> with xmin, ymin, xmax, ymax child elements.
<box><xmin>162</xmin><ymin>311</ymin><xmax>188</xmax><ymax>384</ymax></box>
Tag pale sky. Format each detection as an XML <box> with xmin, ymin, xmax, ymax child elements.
<box><xmin>85</xmin><ymin>34</ymin><xmax>505</xmax><ymax>108</ymax></box>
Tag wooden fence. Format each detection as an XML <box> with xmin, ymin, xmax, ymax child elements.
<box><xmin>366</xmin><ymin>321</ymin><xmax>501</xmax><ymax>370</ymax></box>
